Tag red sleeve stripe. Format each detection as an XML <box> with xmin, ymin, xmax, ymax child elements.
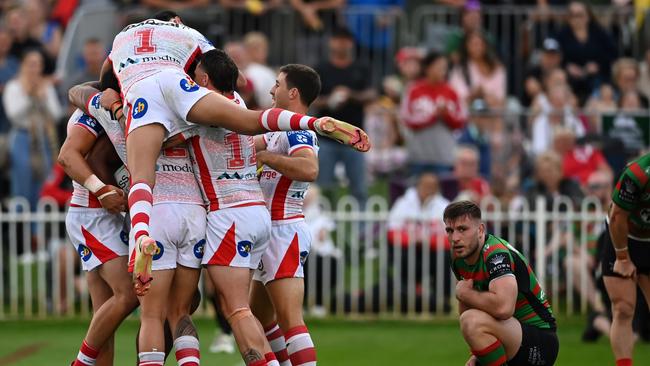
<box><xmin>85</xmin><ymin>92</ymin><xmax>100</xmax><ymax>118</ymax></box>
<box><xmin>629</xmin><ymin>162</ymin><xmax>648</xmax><ymax>186</ymax></box>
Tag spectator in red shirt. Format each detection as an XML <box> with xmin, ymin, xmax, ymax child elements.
<box><xmin>400</xmin><ymin>51</ymin><xmax>464</xmax><ymax>177</ymax></box>
<box><xmin>440</xmin><ymin>145</ymin><xmax>490</xmax><ymax>203</ymax></box>
<box><xmin>553</xmin><ymin>127</ymin><xmax>612</xmax><ymax>187</ymax></box>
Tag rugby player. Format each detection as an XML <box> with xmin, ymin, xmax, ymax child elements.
<box><xmin>603</xmin><ymin>154</ymin><xmax>650</xmax><ymax>366</ymax></box>
<box><xmin>58</xmin><ymin>108</ymin><xmax>138</xmax><ymax>366</ymax></box>
<box><xmin>68</xmin><ymin>73</ymin><xmax>206</xmax><ymax>366</ymax></box>
<box><xmin>101</xmin><ymin>11</ymin><xmax>370</xmax><ymax>308</ymax></box>
<box><xmin>445</xmin><ymin>201</ymin><xmax>558</xmax><ymax>366</ymax></box>
<box><xmin>250</xmin><ymin>64</ymin><xmax>321</xmax><ymax>366</ymax></box>
<box><xmin>187</xmin><ymin>48</ymin><xmax>279</xmax><ymax>366</ymax></box>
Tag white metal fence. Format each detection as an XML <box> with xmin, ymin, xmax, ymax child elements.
<box><xmin>0</xmin><ymin>195</ymin><xmax>606</xmax><ymax>319</ymax></box>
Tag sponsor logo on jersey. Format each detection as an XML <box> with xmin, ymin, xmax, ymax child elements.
<box><xmin>300</xmin><ymin>251</ymin><xmax>309</xmax><ymax>266</ymax></box>
<box><xmin>78</xmin><ymin>244</ymin><xmax>92</xmax><ymax>261</ymax></box>
<box><xmin>641</xmin><ymin>208</ymin><xmax>650</xmax><ymax>223</ymax></box>
<box><xmin>132</xmin><ymin>98</ymin><xmax>148</xmax><ymax>119</ymax></box>
<box><xmin>77</xmin><ymin>114</ymin><xmax>98</xmax><ymax>129</ymax></box>
<box><xmin>120</xmin><ymin>230</ymin><xmax>129</xmax><ymax>245</ymax></box>
<box><xmin>118</xmin><ymin>57</ymin><xmax>140</xmax><ymax>72</ymax></box>
<box><xmin>216</xmin><ymin>171</ymin><xmax>257</xmax><ymax>180</ymax></box>
<box><xmin>237</xmin><ymin>240</ymin><xmax>252</xmax><ymax>257</ymax></box>
<box><xmin>141</xmin><ymin>55</ymin><xmax>181</xmax><ymax>65</ymax></box>
<box><xmin>180</xmin><ymin>78</ymin><xmax>199</xmax><ymax>92</ymax></box>
<box><xmin>291</xmin><ymin>191</ymin><xmax>306</xmax><ymax>199</ymax></box>
<box><xmin>153</xmin><ymin>241</ymin><xmax>165</xmax><ymax>260</ymax></box>
<box><xmin>159</xmin><ymin>163</ymin><xmax>194</xmax><ymax>173</ymax></box>
<box><xmin>91</xmin><ymin>94</ymin><xmax>101</xmax><ymax>109</ymax></box>
<box><xmin>287</xmin><ymin>131</ymin><xmax>313</xmax><ymax>146</ymax></box>
<box><xmin>257</xmin><ymin>259</ymin><xmax>264</xmax><ymax>271</ymax></box>
<box><xmin>619</xmin><ymin>177</ymin><xmax>637</xmax><ymax>203</ymax></box>
<box><xmin>193</xmin><ymin>239</ymin><xmax>205</xmax><ymax>259</ymax></box>
<box><xmin>259</xmin><ymin>171</ymin><xmax>278</xmax><ymax>180</ymax></box>
<box><xmin>122</xmin><ymin>19</ymin><xmax>182</xmax><ymax>32</ymax></box>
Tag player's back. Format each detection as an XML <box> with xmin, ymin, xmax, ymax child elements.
<box><xmin>109</xmin><ymin>19</ymin><xmax>212</xmax><ymax>94</ymax></box>
<box><xmin>188</xmin><ymin>92</ymin><xmax>264</xmax><ymax>211</ymax></box>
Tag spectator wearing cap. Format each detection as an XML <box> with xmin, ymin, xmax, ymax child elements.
<box><xmin>524</xmin><ymin>37</ymin><xmax>562</xmax><ymax>107</ymax></box>
<box><xmin>400</xmin><ymin>51</ymin><xmax>464</xmax><ymax>177</ymax></box>
<box><xmin>457</xmin><ymin>98</ymin><xmax>491</xmax><ymax>179</ymax></box>
<box><xmin>443</xmin><ymin>1</ymin><xmax>495</xmax><ymax>64</ymax></box>
<box><xmin>556</xmin><ymin>1</ymin><xmax>617</xmax><ymax>104</ymax></box>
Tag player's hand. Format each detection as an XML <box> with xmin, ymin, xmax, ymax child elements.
<box><xmin>97</xmin><ymin>185</ymin><xmax>127</xmax><ymax>214</ymax></box>
<box><xmin>100</xmin><ymin>88</ymin><xmax>121</xmax><ymax>109</ymax></box>
<box><xmin>465</xmin><ymin>355</ymin><xmax>478</xmax><ymax>366</ymax></box>
<box><xmin>613</xmin><ymin>258</ymin><xmax>636</xmax><ymax>279</ymax></box>
<box><xmin>455</xmin><ymin>279</ymin><xmax>474</xmax><ymax>301</ymax></box>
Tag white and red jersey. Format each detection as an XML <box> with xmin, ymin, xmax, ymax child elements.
<box><xmin>109</xmin><ymin>18</ymin><xmax>214</xmax><ymax>95</ymax></box>
<box><xmin>187</xmin><ymin>92</ymin><xmax>265</xmax><ymax>211</ymax></box>
<box><xmin>85</xmin><ymin>92</ymin><xmax>203</xmax><ymax>206</ymax></box>
<box><xmin>259</xmin><ymin>130</ymin><xmax>318</xmax><ymax>223</ymax></box>
<box><xmin>68</xmin><ymin>109</ymin><xmax>104</xmax><ymax>208</ymax></box>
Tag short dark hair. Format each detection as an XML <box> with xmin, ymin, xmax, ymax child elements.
<box><xmin>278</xmin><ymin>64</ymin><xmax>321</xmax><ymax>107</ymax></box>
<box><xmin>421</xmin><ymin>51</ymin><xmax>445</xmax><ymax>70</ymax></box>
<box><xmin>99</xmin><ymin>68</ymin><xmax>120</xmax><ymax>92</ymax></box>
<box><xmin>443</xmin><ymin>200</ymin><xmax>482</xmax><ymax>222</ymax></box>
<box><xmin>199</xmin><ymin>49</ymin><xmax>238</xmax><ymax>93</ymax></box>
<box><xmin>331</xmin><ymin>27</ymin><xmax>355</xmax><ymax>41</ymax></box>
<box><xmin>153</xmin><ymin>10</ymin><xmax>180</xmax><ymax>21</ymax></box>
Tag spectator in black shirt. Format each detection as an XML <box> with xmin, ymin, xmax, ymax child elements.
<box><xmin>314</xmin><ymin>28</ymin><xmax>377</xmax><ymax>207</ymax></box>
<box><xmin>556</xmin><ymin>1</ymin><xmax>617</xmax><ymax>104</ymax></box>
<box><xmin>524</xmin><ymin>38</ymin><xmax>562</xmax><ymax>107</ymax></box>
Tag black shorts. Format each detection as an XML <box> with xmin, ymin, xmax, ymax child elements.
<box><xmin>508</xmin><ymin>323</ymin><xmax>558</xmax><ymax>366</ymax></box>
<box><xmin>601</xmin><ymin>224</ymin><xmax>650</xmax><ymax>278</ymax></box>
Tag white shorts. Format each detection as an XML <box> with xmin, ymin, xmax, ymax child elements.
<box><xmin>128</xmin><ymin>203</ymin><xmax>207</xmax><ymax>272</ymax></box>
<box><xmin>65</xmin><ymin>207</ymin><xmax>129</xmax><ymax>272</ymax></box>
<box><xmin>124</xmin><ymin>68</ymin><xmax>211</xmax><ymax>137</ymax></box>
<box><xmin>202</xmin><ymin>205</ymin><xmax>271</xmax><ymax>269</ymax></box>
<box><xmin>253</xmin><ymin>221</ymin><xmax>312</xmax><ymax>284</ymax></box>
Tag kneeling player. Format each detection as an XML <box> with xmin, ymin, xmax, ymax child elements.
<box><xmin>250</xmin><ymin>64</ymin><xmax>321</xmax><ymax>366</ymax></box>
<box><xmin>445</xmin><ymin>201</ymin><xmax>558</xmax><ymax>366</ymax></box>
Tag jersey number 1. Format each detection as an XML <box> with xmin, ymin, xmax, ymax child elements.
<box><xmin>225</xmin><ymin>133</ymin><xmax>255</xmax><ymax>169</ymax></box>
<box><xmin>134</xmin><ymin>29</ymin><xmax>156</xmax><ymax>54</ymax></box>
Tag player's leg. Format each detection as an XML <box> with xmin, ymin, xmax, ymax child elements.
<box><xmin>73</xmin><ymin>256</ymin><xmax>139</xmax><ymax>365</ymax></box>
<box><xmin>604</xmin><ymin>275</ymin><xmax>637</xmax><ymax>365</ymax></box>
<box><xmin>207</xmin><ymin>266</ymin><xmax>273</xmax><ymax>365</ymax></box>
<box><xmin>136</xmin><ymin>269</ymin><xmax>175</xmax><ymax>365</ymax></box>
<box><xmin>267</xmin><ymin>278</ymin><xmax>316</xmax><ymax>366</ymax></box>
<box><xmin>126</xmin><ymin>124</ymin><xmax>165</xmax><ymax>295</ymax></box>
<box><xmin>86</xmin><ymin>270</ymin><xmax>114</xmax><ymax>366</ymax></box>
<box><xmin>206</xmin><ymin>272</ymin><xmax>236</xmax><ymax>353</ymax></box>
<box><xmin>459</xmin><ymin>309</ymin><xmax>522</xmax><ymax>366</ymax></box>
<box><xmin>251</xmin><ymin>280</ymin><xmax>290</xmax><ymax>366</ymax></box>
<box><xmin>167</xmin><ymin>265</ymin><xmax>201</xmax><ymax>366</ymax></box>
<box><xmin>185</xmin><ymin>93</ymin><xmax>369</xmax><ymax>152</ymax></box>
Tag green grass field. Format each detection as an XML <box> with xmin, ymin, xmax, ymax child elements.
<box><xmin>0</xmin><ymin>316</ymin><xmax>648</xmax><ymax>365</ymax></box>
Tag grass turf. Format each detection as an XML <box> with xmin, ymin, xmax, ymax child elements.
<box><xmin>0</xmin><ymin>316</ymin><xmax>648</xmax><ymax>365</ymax></box>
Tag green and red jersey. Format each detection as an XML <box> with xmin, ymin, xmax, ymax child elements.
<box><xmin>451</xmin><ymin>234</ymin><xmax>556</xmax><ymax>329</ymax></box>
<box><xmin>612</xmin><ymin>154</ymin><xmax>650</xmax><ymax>237</ymax></box>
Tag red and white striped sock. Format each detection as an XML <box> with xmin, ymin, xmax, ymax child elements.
<box><xmin>174</xmin><ymin>335</ymin><xmax>200</xmax><ymax>366</ymax></box>
<box><xmin>265</xmin><ymin>352</ymin><xmax>280</xmax><ymax>366</ymax></box>
<box><xmin>285</xmin><ymin>325</ymin><xmax>316</xmax><ymax>366</ymax></box>
<box><xmin>264</xmin><ymin>323</ymin><xmax>290</xmax><ymax>366</ymax></box>
<box><xmin>72</xmin><ymin>340</ymin><xmax>98</xmax><ymax>366</ymax></box>
<box><xmin>258</xmin><ymin>108</ymin><xmax>317</xmax><ymax>132</ymax></box>
<box><xmin>128</xmin><ymin>181</ymin><xmax>153</xmax><ymax>243</ymax></box>
<box><xmin>138</xmin><ymin>351</ymin><xmax>165</xmax><ymax>366</ymax></box>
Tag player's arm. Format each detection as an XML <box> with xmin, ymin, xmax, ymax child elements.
<box><xmin>68</xmin><ymin>82</ymin><xmax>101</xmax><ymax>115</ymax></box>
<box><xmin>86</xmin><ymin>134</ymin><xmax>122</xmax><ymax>186</ymax></box>
<box><xmin>58</xmin><ymin>124</ymin><xmax>125</xmax><ymax>213</ymax></box>
<box><xmin>609</xmin><ymin>204</ymin><xmax>630</xmax><ymax>258</ymax></box>
<box><xmin>455</xmin><ymin>250</ymin><xmax>518</xmax><ymax>320</ymax></box>
<box><xmin>254</xmin><ymin>135</ymin><xmax>267</xmax><ymax>152</ymax></box>
<box><xmin>257</xmin><ymin>148</ymin><xmax>318</xmax><ymax>182</ymax></box>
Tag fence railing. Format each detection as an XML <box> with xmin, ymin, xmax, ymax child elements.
<box><xmin>58</xmin><ymin>4</ymin><xmax>647</xmax><ymax>90</ymax></box>
<box><xmin>0</xmin><ymin>194</ymin><xmax>606</xmax><ymax>319</ymax></box>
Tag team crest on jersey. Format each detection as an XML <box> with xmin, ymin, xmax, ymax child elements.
<box><xmin>237</xmin><ymin>241</ymin><xmax>252</xmax><ymax>257</ymax></box>
<box><xmin>490</xmin><ymin>254</ymin><xmax>506</xmax><ymax>265</ymax></box>
<box><xmin>132</xmin><ymin>98</ymin><xmax>148</xmax><ymax>119</ymax></box>
<box><xmin>78</xmin><ymin>114</ymin><xmax>97</xmax><ymax>128</ymax></box>
<box><xmin>180</xmin><ymin>78</ymin><xmax>199</xmax><ymax>92</ymax></box>
<box><xmin>153</xmin><ymin>241</ymin><xmax>165</xmax><ymax>260</ymax></box>
<box><xmin>299</xmin><ymin>251</ymin><xmax>309</xmax><ymax>266</ymax></box>
<box><xmin>91</xmin><ymin>94</ymin><xmax>101</xmax><ymax>110</ymax></box>
<box><xmin>78</xmin><ymin>244</ymin><xmax>92</xmax><ymax>262</ymax></box>
<box><xmin>120</xmin><ymin>230</ymin><xmax>129</xmax><ymax>245</ymax></box>
<box><xmin>193</xmin><ymin>239</ymin><xmax>205</xmax><ymax>259</ymax></box>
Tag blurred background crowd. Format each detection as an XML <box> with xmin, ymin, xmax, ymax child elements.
<box><xmin>1</xmin><ymin>0</ymin><xmax>650</xmax><ymax>341</ymax></box>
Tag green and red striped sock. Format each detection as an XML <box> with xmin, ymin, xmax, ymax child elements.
<box><xmin>472</xmin><ymin>340</ymin><xmax>507</xmax><ymax>366</ymax></box>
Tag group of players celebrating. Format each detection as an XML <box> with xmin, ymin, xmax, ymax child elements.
<box><xmin>57</xmin><ymin>7</ymin><xmax>650</xmax><ymax>366</ymax></box>
<box><xmin>61</xmin><ymin>10</ymin><xmax>368</xmax><ymax>366</ymax></box>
